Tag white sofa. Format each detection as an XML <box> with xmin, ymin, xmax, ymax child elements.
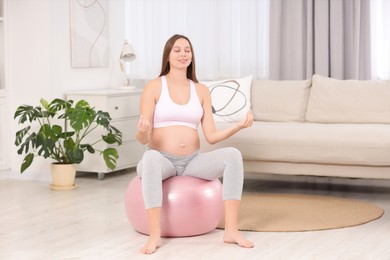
<box><xmin>200</xmin><ymin>74</ymin><xmax>390</xmax><ymax>179</ymax></box>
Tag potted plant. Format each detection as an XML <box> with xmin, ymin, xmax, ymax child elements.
<box><xmin>14</xmin><ymin>98</ymin><xmax>122</xmax><ymax>190</ymax></box>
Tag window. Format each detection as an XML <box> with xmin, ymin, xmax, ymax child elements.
<box><xmin>124</xmin><ymin>0</ymin><xmax>269</xmax><ymax>80</ymax></box>
<box><xmin>124</xmin><ymin>0</ymin><xmax>390</xmax><ymax>81</ymax></box>
<box><xmin>371</xmin><ymin>0</ymin><xmax>390</xmax><ymax>79</ymax></box>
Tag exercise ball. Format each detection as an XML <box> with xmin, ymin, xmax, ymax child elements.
<box><xmin>125</xmin><ymin>176</ymin><xmax>224</xmax><ymax>237</ymax></box>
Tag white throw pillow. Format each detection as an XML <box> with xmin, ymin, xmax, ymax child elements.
<box><xmin>201</xmin><ymin>76</ymin><xmax>252</xmax><ymax>122</ymax></box>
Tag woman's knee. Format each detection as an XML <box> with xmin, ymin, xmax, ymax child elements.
<box><xmin>142</xmin><ymin>150</ymin><xmax>163</xmax><ymax>161</ymax></box>
<box><xmin>222</xmin><ymin>147</ymin><xmax>243</xmax><ymax>161</ymax></box>
<box><xmin>222</xmin><ymin>147</ymin><xmax>244</xmax><ymax>175</ymax></box>
<box><xmin>137</xmin><ymin>150</ymin><xmax>164</xmax><ymax>177</ymax></box>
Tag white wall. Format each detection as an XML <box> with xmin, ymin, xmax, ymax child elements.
<box><xmin>7</xmin><ymin>0</ymin><xmax>126</xmax><ymax>181</ymax></box>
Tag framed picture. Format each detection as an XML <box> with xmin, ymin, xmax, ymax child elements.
<box><xmin>70</xmin><ymin>0</ymin><xmax>109</xmax><ymax>68</ymax></box>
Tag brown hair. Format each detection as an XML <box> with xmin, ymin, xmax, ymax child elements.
<box><xmin>158</xmin><ymin>34</ymin><xmax>198</xmax><ymax>83</ymax></box>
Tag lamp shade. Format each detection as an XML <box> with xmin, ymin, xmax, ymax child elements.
<box><xmin>120</xmin><ymin>40</ymin><xmax>136</xmax><ymax>62</ymax></box>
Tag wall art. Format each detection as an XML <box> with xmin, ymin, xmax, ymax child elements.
<box><xmin>70</xmin><ymin>0</ymin><xmax>109</xmax><ymax>68</ymax></box>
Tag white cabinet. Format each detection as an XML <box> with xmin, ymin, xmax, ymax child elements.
<box><xmin>66</xmin><ymin>89</ymin><xmax>145</xmax><ymax>180</ymax></box>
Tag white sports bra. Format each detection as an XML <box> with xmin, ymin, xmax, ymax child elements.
<box><xmin>153</xmin><ymin>76</ymin><xmax>203</xmax><ymax>129</ymax></box>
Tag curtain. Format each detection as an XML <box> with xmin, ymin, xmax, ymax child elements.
<box><xmin>371</xmin><ymin>0</ymin><xmax>390</xmax><ymax>80</ymax></box>
<box><xmin>269</xmin><ymin>0</ymin><xmax>371</xmax><ymax>80</ymax></box>
<box><xmin>124</xmin><ymin>0</ymin><xmax>269</xmax><ymax>81</ymax></box>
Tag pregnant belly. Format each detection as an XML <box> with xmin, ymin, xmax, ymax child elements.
<box><xmin>150</xmin><ymin>126</ymin><xmax>200</xmax><ymax>156</ymax></box>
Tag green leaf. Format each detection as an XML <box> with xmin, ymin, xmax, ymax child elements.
<box><xmin>35</xmin><ymin>134</ymin><xmax>55</xmax><ymax>159</ymax></box>
<box><xmin>102</xmin><ymin>148</ymin><xmax>119</xmax><ymax>170</ymax></box>
<box><xmin>75</xmin><ymin>100</ymin><xmax>90</xmax><ymax>109</ymax></box>
<box><xmin>36</xmin><ymin>110</ymin><xmax>54</xmax><ymax>118</ymax></box>
<box><xmin>68</xmin><ymin>107</ymin><xmax>95</xmax><ymax>131</ymax></box>
<box><xmin>35</xmin><ymin>124</ymin><xmax>58</xmax><ymax>158</ymax></box>
<box><xmin>17</xmin><ymin>132</ymin><xmax>37</xmax><ymax>155</ymax></box>
<box><xmin>109</xmin><ymin>125</ymin><xmax>122</xmax><ymax>135</ymax></box>
<box><xmin>15</xmin><ymin>126</ymin><xmax>31</xmax><ymax>146</ymax></box>
<box><xmin>103</xmin><ymin>132</ymin><xmax>122</xmax><ymax>145</ymax></box>
<box><xmin>81</xmin><ymin>144</ymin><xmax>95</xmax><ymax>154</ymax></box>
<box><xmin>58</xmin><ymin>131</ymin><xmax>75</xmax><ymax>139</ymax></box>
<box><xmin>64</xmin><ymin>138</ymin><xmax>76</xmax><ymax>151</ymax></box>
<box><xmin>51</xmin><ymin>125</ymin><xmax>63</xmax><ymax>139</ymax></box>
<box><xmin>21</xmin><ymin>153</ymin><xmax>34</xmax><ymax>173</ymax></box>
<box><xmin>38</xmin><ymin>124</ymin><xmax>59</xmax><ymax>143</ymax></box>
<box><xmin>40</xmin><ymin>98</ymin><xmax>50</xmax><ymax>110</ymax></box>
<box><xmin>14</xmin><ymin>105</ymin><xmax>41</xmax><ymax>123</ymax></box>
<box><xmin>67</xmin><ymin>149</ymin><xmax>84</xmax><ymax>164</ymax></box>
<box><xmin>103</xmin><ymin>125</ymin><xmax>122</xmax><ymax>145</ymax></box>
<box><xmin>48</xmin><ymin>98</ymin><xmax>73</xmax><ymax>113</ymax></box>
<box><xmin>95</xmin><ymin>110</ymin><xmax>111</xmax><ymax>127</ymax></box>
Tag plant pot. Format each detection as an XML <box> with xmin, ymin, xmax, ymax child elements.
<box><xmin>50</xmin><ymin>163</ymin><xmax>78</xmax><ymax>190</ymax></box>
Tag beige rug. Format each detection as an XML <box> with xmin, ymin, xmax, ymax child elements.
<box><xmin>218</xmin><ymin>193</ymin><xmax>384</xmax><ymax>232</ymax></box>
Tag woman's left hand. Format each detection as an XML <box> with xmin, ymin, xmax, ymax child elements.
<box><xmin>238</xmin><ymin>110</ymin><xmax>254</xmax><ymax>129</ymax></box>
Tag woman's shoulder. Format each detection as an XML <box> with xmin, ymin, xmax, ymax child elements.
<box><xmin>143</xmin><ymin>77</ymin><xmax>162</xmax><ymax>91</ymax></box>
<box><xmin>145</xmin><ymin>77</ymin><xmax>162</xmax><ymax>87</ymax></box>
<box><xmin>194</xmin><ymin>82</ymin><xmax>210</xmax><ymax>94</ymax></box>
<box><xmin>140</xmin><ymin>78</ymin><xmax>163</xmax><ymax>101</ymax></box>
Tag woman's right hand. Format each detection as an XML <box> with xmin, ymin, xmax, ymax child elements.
<box><xmin>137</xmin><ymin>114</ymin><xmax>151</xmax><ymax>144</ymax></box>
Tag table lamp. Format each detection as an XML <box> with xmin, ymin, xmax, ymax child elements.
<box><xmin>119</xmin><ymin>40</ymin><xmax>136</xmax><ymax>88</ymax></box>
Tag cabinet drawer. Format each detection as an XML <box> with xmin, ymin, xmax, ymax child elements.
<box><xmin>107</xmin><ymin>95</ymin><xmax>140</xmax><ymax>119</ymax></box>
<box><xmin>112</xmin><ymin>118</ymin><xmax>138</xmax><ymax>142</ymax></box>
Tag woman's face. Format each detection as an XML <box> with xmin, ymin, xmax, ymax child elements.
<box><xmin>169</xmin><ymin>38</ymin><xmax>192</xmax><ymax>70</ymax></box>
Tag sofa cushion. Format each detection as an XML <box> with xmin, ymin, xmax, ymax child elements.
<box><xmin>251</xmin><ymin>79</ymin><xmax>311</xmax><ymax>122</ymax></box>
<box><xmin>306</xmin><ymin>74</ymin><xmax>390</xmax><ymax>123</ymax></box>
<box><xmin>201</xmin><ymin>76</ymin><xmax>252</xmax><ymax>123</ymax></box>
<box><xmin>201</xmin><ymin>122</ymin><xmax>390</xmax><ymax>166</ymax></box>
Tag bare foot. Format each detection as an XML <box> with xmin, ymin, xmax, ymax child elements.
<box><xmin>224</xmin><ymin>230</ymin><xmax>254</xmax><ymax>248</ymax></box>
<box><xmin>139</xmin><ymin>235</ymin><xmax>161</xmax><ymax>254</ymax></box>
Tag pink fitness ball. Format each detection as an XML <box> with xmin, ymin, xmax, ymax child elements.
<box><xmin>125</xmin><ymin>176</ymin><xmax>224</xmax><ymax>237</ymax></box>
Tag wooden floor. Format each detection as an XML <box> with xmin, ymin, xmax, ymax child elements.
<box><xmin>1</xmin><ymin>169</ymin><xmax>390</xmax><ymax>260</ymax></box>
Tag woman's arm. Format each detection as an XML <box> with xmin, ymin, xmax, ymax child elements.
<box><xmin>136</xmin><ymin>79</ymin><xmax>159</xmax><ymax>145</ymax></box>
<box><xmin>198</xmin><ymin>83</ymin><xmax>253</xmax><ymax>144</ymax></box>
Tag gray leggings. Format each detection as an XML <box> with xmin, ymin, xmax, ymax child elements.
<box><xmin>136</xmin><ymin>147</ymin><xmax>244</xmax><ymax>209</ymax></box>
